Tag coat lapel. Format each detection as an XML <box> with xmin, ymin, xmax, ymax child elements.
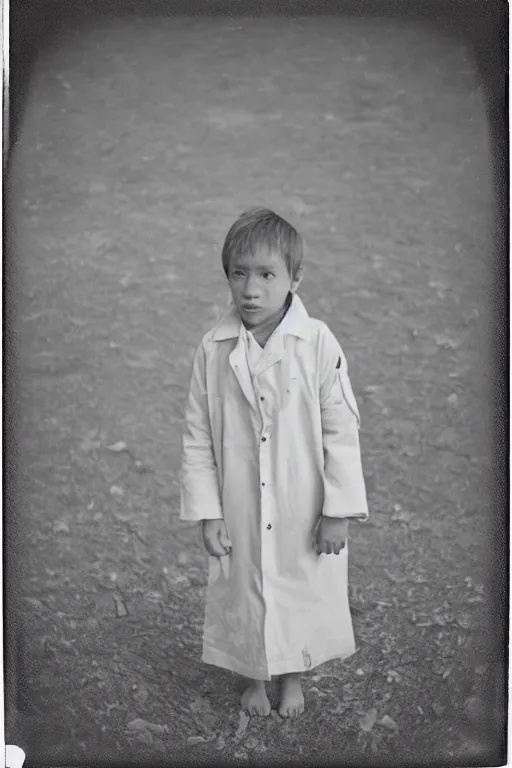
<box><xmin>253</xmin><ymin>331</ymin><xmax>294</xmax><ymax>413</ymax></box>
<box><xmin>228</xmin><ymin>334</ymin><xmax>258</xmax><ymax>412</ymax></box>
<box><xmin>278</xmin><ymin>337</ymin><xmax>293</xmax><ymax>412</ymax></box>
<box><xmin>252</xmin><ymin>330</ymin><xmax>284</xmax><ymax>377</ymax></box>
<box><xmin>216</xmin><ymin>294</ymin><xmax>312</xmax><ymax>413</ymax></box>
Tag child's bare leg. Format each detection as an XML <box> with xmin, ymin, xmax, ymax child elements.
<box><xmin>241</xmin><ymin>679</ymin><xmax>271</xmax><ymax>716</ymax></box>
<box><xmin>278</xmin><ymin>672</ymin><xmax>304</xmax><ymax>718</ymax></box>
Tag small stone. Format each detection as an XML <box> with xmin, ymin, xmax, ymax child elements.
<box><xmin>355</xmin><ymin>668</ymin><xmax>365</xmax><ymax>677</ymax></box>
<box><xmin>379</xmin><ymin>715</ymin><xmax>398</xmax><ymax>731</ymax></box>
<box><xmin>215</xmin><ymin>735</ymin><xmax>226</xmax><ymax>750</ymax></box>
<box><xmin>145</xmin><ymin>722</ymin><xmax>167</xmax><ymax>735</ymax></box>
<box><xmin>110</xmin><ymin>485</ymin><xmax>124</xmax><ymax>498</ymax></box>
<box><xmin>392</xmin><ymin>508</ymin><xmax>412</xmax><ymax>524</ymax></box>
<box><xmin>126</xmin><ymin>718</ymin><xmax>147</xmax><ymax>732</ymax></box>
<box><xmin>172</xmin><ymin>575</ymin><xmax>191</xmax><ymax>586</ymax></box>
<box><xmin>435</xmin><ymin>335</ymin><xmax>460</xmax><ymax>350</ymax></box>
<box><xmin>187</xmin><ymin>736</ymin><xmax>207</xmax><ymax>745</ymax></box>
<box><xmin>53</xmin><ymin>521</ymin><xmax>70</xmax><ymax>534</ymax></box>
<box><xmin>108</xmin><ymin>441</ymin><xmax>128</xmax><ymax>453</ymax></box>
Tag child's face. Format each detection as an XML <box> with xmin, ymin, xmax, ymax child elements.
<box><xmin>227</xmin><ymin>247</ymin><xmax>302</xmax><ymax>328</ymax></box>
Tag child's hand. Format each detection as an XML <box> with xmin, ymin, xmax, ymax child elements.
<box><xmin>315</xmin><ymin>517</ymin><xmax>348</xmax><ymax>555</ymax></box>
<box><xmin>202</xmin><ymin>519</ymin><xmax>232</xmax><ymax>557</ymax></box>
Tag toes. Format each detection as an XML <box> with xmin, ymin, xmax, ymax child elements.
<box><xmin>280</xmin><ymin>705</ymin><xmax>304</xmax><ymax>718</ymax></box>
<box><xmin>246</xmin><ymin>702</ymin><xmax>270</xmax><ymax>716</ymax></box>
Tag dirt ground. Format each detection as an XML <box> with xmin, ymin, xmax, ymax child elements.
<box><xmin>5</xmin><ymin>8</ymin><xmax>507</xmax><ymax>767</ymax></box>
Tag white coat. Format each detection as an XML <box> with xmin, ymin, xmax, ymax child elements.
<box><xmin>180</xmin><ymin>294</ymin><xmax>368</xmax><ymax>680</ymax></box>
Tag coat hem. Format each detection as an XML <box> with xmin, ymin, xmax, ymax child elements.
<box><xmin>267</xmin><ymin>645</ymin><xmax>357</xmax><ymax>676</ymax></box>
<box><xmin>202</xmin><ymin>643</ymin><xmax>357</xmax><ymax>680</ymax></box>
<box><xmin>202</xmin><ymin>645</ymin><xmax>272</xmax><ymax>681</ymax></box>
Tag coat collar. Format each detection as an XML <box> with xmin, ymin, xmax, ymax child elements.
<box><xmin>211</xmin><ymin>294</ymin><xmax>311</xmax><ymax>342</ymax></box>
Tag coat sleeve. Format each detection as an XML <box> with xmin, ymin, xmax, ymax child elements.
<box><xmin>180</xmin><ymin>341</ymin><xmax>223</xmax><ymax>522</ymax></box>
<box><xmin>319</xmin><ymin>327</ymin><xmax>369</xmax><ymax>521</ymax></box>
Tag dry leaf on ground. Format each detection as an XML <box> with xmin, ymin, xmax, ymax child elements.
<box><xmin>359</xmin><ymin>708</ymin><xmax>378</xmax><ymax>732</ymax></box>
<box><xmin>126</xmin><ymin>718</ymin><xmax>167</xmax><ymax>734</ymax></box>
<box><xmin>234</xmin><ymin>711</ymin><xmax>250</xmax><ymax>739</ymax></box>
<box><xmin>187</xmin><ymin>735</ymin><xmax>207</xmax><ymax>745</ymax></box>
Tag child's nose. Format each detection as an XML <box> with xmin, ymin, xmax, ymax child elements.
<box><xmin>243</xmin><ymin>277</ymin><xmax>260</xmax><ymax>298</ymax></box>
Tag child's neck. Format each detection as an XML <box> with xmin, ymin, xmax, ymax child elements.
<box><xmin>244</xmin><ymin>294</ymin><xmax>292</xmax><ymax>348</ymax></box>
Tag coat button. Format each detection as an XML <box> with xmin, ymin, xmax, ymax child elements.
<box><xmin>261</xmin><ymin>482</ymin><xmax>265</xmax><ymax>487</ymax></box>
<box><xmin>267</xmin><ymin>524</ymin><xmax>272</xmax><ymax>530</ymax></box>
<box><xmin>260</xmin><ymin>396</ymin><xmax>265</xmax><ymax>401</ymax></box>
<box><xmin>261</xmin><ymin>436</ymin><xmax>267</xmax><ymax>442</ymax></box>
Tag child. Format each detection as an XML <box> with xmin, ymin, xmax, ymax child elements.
<box><xmin>180</xmin><ymin>208</ymin><xmax>368</xmax><ymax>718</ymax></box>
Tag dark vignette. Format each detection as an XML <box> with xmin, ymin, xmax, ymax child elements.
<box><xmin>4</xmin><ymin>0</ymin><xmax>508</xmax><ymax>766</ymax></box>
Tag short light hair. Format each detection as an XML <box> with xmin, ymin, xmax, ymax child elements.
<box><xmin>221</xmin><ymin>208</ymin><xmax>304</xmax><ymax>279</ymax></box>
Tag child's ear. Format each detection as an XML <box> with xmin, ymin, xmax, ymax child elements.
<box><xmin>291</xmin><ymin>265</ymin><xmax>304</xmax><ymax>293</ymax></box>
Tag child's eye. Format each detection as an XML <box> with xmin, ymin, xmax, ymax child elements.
<box><xmin>231</xmin><ymin>271</ymin><xmax>244</xmax><ymax>278</ymax></box>
<box><xmin>262</xmin><ymin>272</ymin><xmax>274</xmax><ymax>280</ymax></box>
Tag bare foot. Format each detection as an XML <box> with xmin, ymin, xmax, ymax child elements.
<box><xmin>278</xmin><ymin>673</ymin><xmax>304</xmax><ymax>718</ymax></box>
<box><xmin>241</xmin><ymin>680</ymin><xmax>271</xmax><ymax>717</ymax></box>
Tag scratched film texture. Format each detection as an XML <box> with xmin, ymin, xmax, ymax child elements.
<box><xmin>5</xmin><ymin>1</ymin><xmax>507</xmax><ymax>766</ymax></box>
